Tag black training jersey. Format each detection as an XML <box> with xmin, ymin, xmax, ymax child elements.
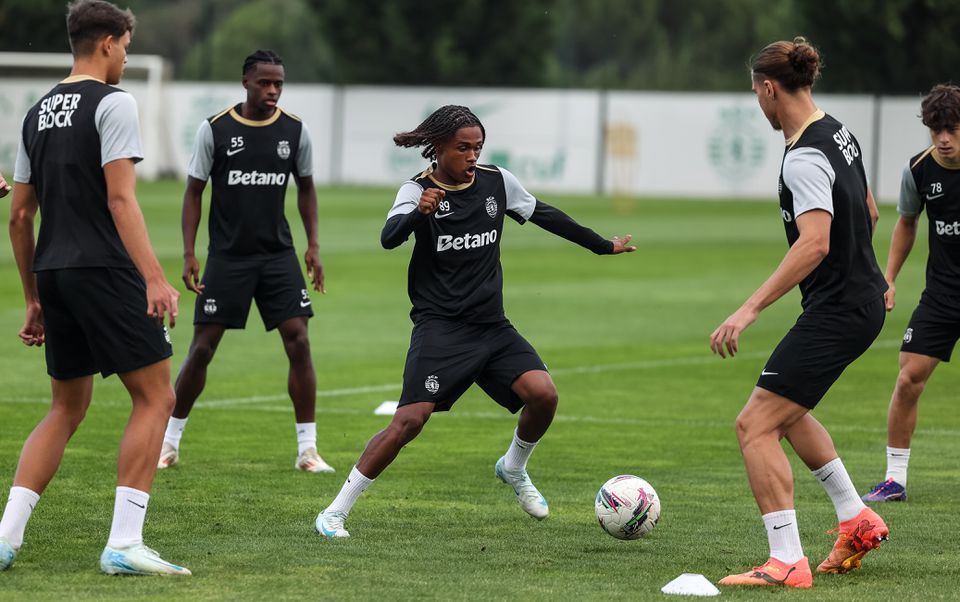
<box><xmin>778</xmin><ymin>112</ymin><xmax>886</xmax><ymax>312</ymax></box>
<box><xmin>18</xmin><ymin>77</ymin><xmax>142</xmax><ymax>271</ymax></box>
<box><xmin>898</xmin><ymin>146</ymin><xmax>960</xmax><ymax>296</ymax></box>
<box><xmin>195</xmin><ymin>105</ymin><xmax>305</xmax><ymax>257</ymax></box>
<box><xmin>386</xmin><ymin>164</ymin><xmax>537</xmax><ymax>324</ymax></box>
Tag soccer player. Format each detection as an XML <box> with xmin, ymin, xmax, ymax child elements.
<box><xmin>157</xmin><ymin>50</ymin><xmax>334</xmax><ymax>474</ymax></box>
<box><xmin>710</xmin><ymin>38</ymin><xmax>889</xmax><ymax>588</ymax></box>
<box><xmin>1</xmin><ymin>0</ymin><xmax>189</xmax><ymax>575</ymax></box>
<box><xmin>862</xmin><ymin>84</ymin><xmax>960</xmax><ymax>503</ymax></box>
<box><xmin>315</xmin><ymin>105</ymin><xmax>636</xmax><ymax>538</ymax></box>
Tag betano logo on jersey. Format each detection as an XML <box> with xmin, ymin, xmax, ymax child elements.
<box><xmin>436</xmin><ymin>229</ymin><xmax>498</xmax><ymax>252</ymax></box>
<box><xmin>935</xmin><ymin>220</ymin><xmax>960</xmax><ymax>236</ymax></box>
<box><xmin>227</xmin><ymin>170</ymin><xmax>287</xmax><ymax>186</ymax></box>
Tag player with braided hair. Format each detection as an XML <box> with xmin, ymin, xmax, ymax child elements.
<box><xmin>315</xmin><ymin>105</ymin><xmax>636</xmax><ymax>538</ymax></box>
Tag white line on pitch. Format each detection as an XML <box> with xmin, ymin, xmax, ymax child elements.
<box><xmin>0</xmin><ymin>338</ymin><xmax>903</xmax><ymax>408</ymax></box>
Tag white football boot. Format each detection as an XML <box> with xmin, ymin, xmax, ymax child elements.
<box><xmin>495</xmin><ymin>456</ymin><xmax>549</xmax><ymax>520</ymax></box>
<box><xmin>157</xmin><ymin>443</ymin><xmax>179</xmax><ymax>469</ymax></box>
<box><xmin>100</xmin><ymin>543</ymin><xmax>191</xmax><ymax>576</ymax></box>
<box><xmin>315</xmin><ymin>510</ymin><xmax>350</xmax><ymax>538</ymax></box>
<box><xmin>296</xmin><ymin>448</ymin><xmax>335</xmax><ymax>473</ymax></box>
<box><xmin>0</xmin><ymin>537</ymin><xmax>16</xmax><ymax>571</ymax></box>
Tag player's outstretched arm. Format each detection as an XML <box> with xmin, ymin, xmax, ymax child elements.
<box><xmin>710</xmin><ymin>209</ymin><xmax>831</xmax><ymax>358</ymax></box>
<box><xmin>0</xmin><ymin>172</ymin><xmax>11</xmax><ymax>198</ymax></box>
<box><xmin>883</xmin><ymin>215</ymin><xmax>919</xmax><ymax>311</ymax></box>
<box><xmin>105</xmin><ymin>158</ymin><xmax>180</xmax><ymax>327</ymax></box>
<box><xmin>181</xmin><ymin>176</ymin><xmax>206</xmax><ymax>294</ymax></box>
<box><xmin>9</xmin><ymin>182</ymin><xmax>44</xmax><ymax>346</ymax></box>
<box><xmin>527</xmin><ymin>200</ymin><xmax>635</xmax><ymax>254</ymax></box>
<box><xmin>380</xmin><ymin>187</ymin><xmax>439</xmax><ymax>249</ymax></box>
<box><xmin>296</xmin><ymin>175</ymin><xmax>324</xmax><ymax>293</ymax></box>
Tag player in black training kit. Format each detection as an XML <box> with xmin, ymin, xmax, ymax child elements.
<box><xmin>1</xmin><ymin>0</ymin><xmax>188</xmax><ymax>575</ymax></box>
<box><xmin>712</xmin><ymin>38</ymin><xmax>888</xmax><ymax>589</ymax></box>
<box><xmin>157</xmin><ymin>50</ymin><xmax>334</xmax><ymax>474</ymax></box>
<box><xmin>315</xmin><ymin>105</ymin><xmax>636</xmax><ymax>537</ymax></box>
<box><xmin>862</xmin><ymin>84</ymin><xmax>960</xmax><ymax>503</ymax></box>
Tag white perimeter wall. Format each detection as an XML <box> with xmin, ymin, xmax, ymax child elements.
<box><xmin>0</xmin><ymin>80</ymin><xmax>931</xmax><ymax>201</ymax></box>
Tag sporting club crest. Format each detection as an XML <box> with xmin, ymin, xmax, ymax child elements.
<box><xmin>277</xmin><ymin>140</ymin><xmax>291</xmax><ymax>160</ymax></box>
<box><xmin>424</xmin><ymin>375</ymin><xmax>440</xmax><ymax>395</ymax></box>
<box><xmin>903</xmin><ymin>328</ymin><xmax>913</xmax><ymax>344</ymax></box>
<box><xmin>204</xmin><ymin>298</ymin><xmax>217</xmax><ymax>315</ymax></box>
<box><xmin>485</xmin><ymin>196</ymin><xmax>497</xmax><ymax>218</ymax></box>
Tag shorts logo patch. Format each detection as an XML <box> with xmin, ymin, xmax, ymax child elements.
<box><xmin>277</xmin><ymin>140</ymin><xmax>291</xmax><ymax>160</ymax></box>
<box><xmin>424</xmin><ymin>375</ymin><xmax>440</xmax><ymax>395</ymax></box>
<box><xmin>204</xmin><ymin>298</ymin><xmax>217</xmax><ymax>315</ymax></box>
<box><xmin>903</xmin><ymin>327</ymin><xmax>913</xmax><ymax>344</ymax></box>
<box><xmin>485</xmin><ymin>196</ymin><xmax>498</xmax><ymax>218</ymax></box>
<box><xmin>162</xmin><ymin>326</ymin><xmax>172</xmax><ymax>344</ymax></box>
<box><xmin>300</xmin><ymin>288</ymin><xmax>311</xmax><ymax>308</ymax></box>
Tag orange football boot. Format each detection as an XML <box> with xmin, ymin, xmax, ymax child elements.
<box><xmin>817</xmin><ymin>506</ymin><xmax>889</xmax><ymax>573</ymax></box>
<box><xmin>719</xmin><ymin>556</ymin><xmax>813</xmax><ymax>588</ymax></box>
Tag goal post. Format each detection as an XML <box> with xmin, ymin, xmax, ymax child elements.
<box><xmin>0</xmin><ymin>52</ymin><xmax>169</xmax><ymax>179</ymax></box>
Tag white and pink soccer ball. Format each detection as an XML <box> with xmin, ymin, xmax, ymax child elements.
<box><xmin>595</xmin><ymin>475</ymin><xmax>661</xmax><ymax>540</ymax></box>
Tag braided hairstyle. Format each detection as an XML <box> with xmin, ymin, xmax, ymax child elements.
<box><xmin>393</xmin><ymin>105</ymin><xmax>485</xmax><ymax>160</ymax></box>
<box><xmin>243</xmin><ymin>49</ymin><xmax>283</xmax><ymax>75</ymax></box>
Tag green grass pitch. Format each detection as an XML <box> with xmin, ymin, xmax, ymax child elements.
<box><xmin>0</xmin><ymin>182</ymin><xmax>958</xmax><ymax>600</ymax></box>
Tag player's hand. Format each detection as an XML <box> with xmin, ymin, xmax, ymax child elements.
<box><xmin>146</xmin><ymin>276</ymin><xmax>180</xmax><ymax>328</ymax></box>
<box><xmin>305</xmin><ymin>245</ymin><xmax>325</xmax><ymax>293</ymax></box>
<box><xmin>610</xmin><ymin>234</ymin><xmax>637</xmax><ymax>254</ymax></box>
<box><xmin>710</xmin><ymin>305</ymin><xmax>759</xmax><ymax>359</ymax></box>
<box><xmin>0</xmin><ymin>173</ymin><xmax>11</xmax><ymax>199</ymax></box>
<box><xmin>182</xmin><ymin>254</ymin><xmax>203</xmax><ymax>294</ymax></box>
<box><xmin>18</xmin><ymin>301</ymin><xmax>44</xmax><ymax>347</ymax></box>
<box><xmin>884</xmin><ymin>280</ymin><xmax>896</xmax><ymax>312</ymax></box>
<box><xmin>418</xmin><ymin>188</ymin><xmax>445</xmax><ymax>215</ymax></box>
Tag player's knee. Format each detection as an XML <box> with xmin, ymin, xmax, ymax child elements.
<box><xmin>392</xmin><ymin>412</ymin><xmax>429</xmax><ymax>442</ymax></box>
<box><xmin>895</xmin><ymin>368</ymin><xmax>927</xmax><ymax>396</ymax></box>
<box><xmin>526</xmin><ymin>383</ymin><xmax>558</xmax><ymax>414</ymax></box>
<box><xmin>282</xmin><ymin>330</ymin><xmax>311</xmax><ymax>362</ymax></box>
<box><xmin>49</xmin><ymin>402</ymin><xmax>88</xmax><ymax>432</ymax></box>
<box><xmin>188</xmin><ymin>340</ymin><xmax>219</xmax><ymax>366</ymax></box>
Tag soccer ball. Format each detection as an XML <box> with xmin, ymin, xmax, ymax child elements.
<box><xmin>595</xmin><ymin>475</ymin><xmax>660</xmax><ymax>540</ymax></box>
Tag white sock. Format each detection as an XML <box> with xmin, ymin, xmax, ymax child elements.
<box><xmin>812</xmin><ymin>458</ymin><xmax>865</xmax><ymax>522</ymax></box>
<box><xmin>107</xmin><ymin>486</ymin><xmax>149</xmax><ymax>548</ymax></box>
<box><xmin>324</xmin><ymin>466</ymin><xmax>373</xmax><ymax>516</ymax></box>
<box><xmin>163</xmin><ymin>417</ymin><xmax>188</xmax><ymax>450</ymax></box>
<box><xmin>762</xmin><ymin>509</ymin><xmax>804</xmax><ymax>564</ymax></box>
<box><xmin>296</xmin><ymin>422</ymin><xmax>317</xmax><ymax>456</ymax></box>
<box><xmin>502</xmin><ymin>429</ymin><xmax>538</xmax><ymax>471</ymax></box>
<box><xmin>0</xmin><ymin>486</ymin><xmax>40</xmax><ymax>549</ymax></box>
<box><xmin>885</xmin><ymin>446</ymin><xmax>910</xmax><ymax>485</ymax></box>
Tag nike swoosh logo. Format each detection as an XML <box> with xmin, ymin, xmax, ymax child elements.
<box><xmin>761</xmin><ymin>370</ymin><xmax>778</xmax><ymax>376</ymax></box>
<box><xmin>926</xmin><ymin>193</ymin><xmax>944</xmax><ymax>201</ymax></box>
<box><xmin>300</xmin><ymin>300</ymin><xmax>311</xmax><ymax>307</ymax></box>
<box><xmin>226</xmin><ymin>147</ymin><xmax>246</xmax><ymax>157</ymax></box>
<box><xmin>435</xmin><ymin>212</ymin><xmax>455</xmax><ymax>219</ymax></box>
<box><xmin>820</xmin><ymin>471</ymin><xmax>834</xmax><ymax>482</ymax></box>
<box><xmin>128</xmin><ymin>499</ymin><xmax>146</xmax><ymax>509</ymax></box>
<box><xmin>889</xmin><ymin>453</ymin><xmax>908</xmax><ymax>457</ymax></box>
<box><xmin>772</xmin><ymin>522</ymin><xmax>792</xmax><ymax>530</ymax></box>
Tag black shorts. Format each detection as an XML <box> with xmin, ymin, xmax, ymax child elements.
<box><xmin>757</xmin><ymin>296</ymin><xmax>885</xmax><ymax>409</ymax></box>
<box><xmin>37</xmin><ymin>268</ymin><xmax>173</xmax><ymax>380</ymax></box>
<box><xmin>900</xmin><ymin>291</ymin><xmax>960</xmax><ymax>362</ymax></box>
<box><xmin>398</xmin><ymin>319</ymin><xmax>548</xmax><ymax>413</ymax></box>
<box><xmin>194</xmin><ymin>251</ymin><xmax>313</xmax><ymax>331</ymax></box>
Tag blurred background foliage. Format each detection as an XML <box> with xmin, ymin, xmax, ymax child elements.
<box><xmin>0</xmin><ymin>0</ymin><xmax>955</xmax><ymax>93</ymax></box>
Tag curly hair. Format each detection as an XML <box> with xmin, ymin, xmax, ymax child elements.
<box><xmin>921</xmin><ymin>84</ymin><xmax>960</xmax><ymax>132</ymax></box>
<box><xmin>393</xmin><ymin>105</ymin><xmax>485</xmax><ymax>161</ymax></box>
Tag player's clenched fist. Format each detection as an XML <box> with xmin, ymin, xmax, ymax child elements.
<box><xmin>418</xmin><ymin>188</ymin><xmax>445</xmax><ymax>214</ymax></box>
